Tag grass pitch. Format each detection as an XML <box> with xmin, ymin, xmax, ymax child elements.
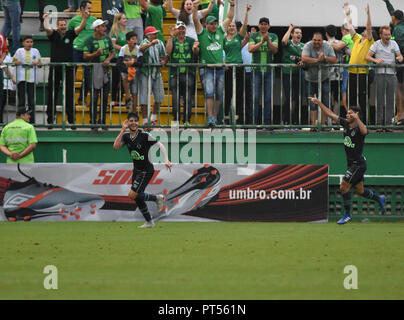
<box><xmin>0</xmin><ymin>221</ymin><xmax>403</xmax><ymax>300</ymax></box>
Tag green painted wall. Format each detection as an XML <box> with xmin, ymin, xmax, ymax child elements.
<box><xmin>1</xmin><ymin>130</ymin><xmax>403</xmax><ymax>184</ymax></box>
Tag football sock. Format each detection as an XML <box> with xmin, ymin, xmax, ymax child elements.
<box><xmin>136</xmin><ymin>199</ymin><xmax>152</xmax><ymax>222</ymax></box>
<box><xmin>342</xmin><ymin>192</ymin><xmax>351</xmax><ymax>214</ymax></box>
<box><xmin>136</xmin><ymin>192</ymin><xmax>157</xmax><ymax>202</ymax></box>
<box><xmin>362</xmin><ymin>188</ymin><xmax>381</xmax><ymax>202</ymax></box>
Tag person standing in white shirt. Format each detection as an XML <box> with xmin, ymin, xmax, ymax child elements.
<box><xmin>13</xmin><ymin>36</ymin><xmax>41</xmax><ymax>123</ymax></box>
<box><xmin>366</xmin><ymin>25</ymin><xmax>403</xmax><ymax>128</ymax></box>
<box><xmin>167</xmin><ymin>0</ymin><xmax>214</xmax><ymax>41</ymax></box>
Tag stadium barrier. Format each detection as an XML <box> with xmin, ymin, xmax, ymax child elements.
<box><xmin>1</xmin><ymin>62</ymin><xmax>404</xmax><ymax>130</ymax></box>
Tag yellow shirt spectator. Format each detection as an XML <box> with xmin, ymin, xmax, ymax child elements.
<box><xmin>349</xmin><ymin>33</ymin><xmax>375</xmax><ymax>74</ymax></box>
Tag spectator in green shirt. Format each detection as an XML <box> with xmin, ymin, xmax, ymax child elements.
<box><xmin>0</xmin><ymin>107</ymin><xmax>37</xmax><ymax>163</ymax></box>
<box><xmin>68</xmin><ymin>1</ymin><xmax>97</xmax><ymax>107</ymax></box>
<box><xmin>193</xmin><ymin>0</ymin><xmax>234</xmax><ymax>128</ymax></box>
<box><xmin>248</xmin><ymin>17</ymin><xmax>278</xmax><ymax>125</ymax></box>
<box><xmin>110</xmin><ymin>13</ymin><xmax>129</xmax><ymax>108</ymax></box>
<box><xmin>281</xmin><ymin>24</ymin><xmax>305</xmax><ymax>127</ymax></box>
<box><xmin>124</xmin><ymin>0</ymin><xmax>143</xmax><ymax>43</ymax></box>
<box><xmin>199</xmin><ymin>0</ymin><xmax>222</xmax><ymax>21</ymax></box>
<box><xmin>83</xmin><ymin>19</ymin><xmax>115</xmax><ymax>130</ymax></box>
<box><xmin>140</xmin><ymin>0</ymin><xmax>166</xmax><ymax>43</ymax></box>
<box><xmin>223</xmin><ymin>3</ymin><xmax>251</xmax><ymax>125</ymax></box>
<box><xmin>166</xmin><ymin>21</ymin><xmax>199</xmax><ymax>125</ymax></box>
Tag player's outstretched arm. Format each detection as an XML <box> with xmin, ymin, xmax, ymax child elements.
<box><xmin>308</xmin><ymin>96</ymin><xmax>339</xmax><ymax>123</ymax></box>
<box><xmin>157</xmin><ymin>141</ymin><xmax>172</xmax><ymax>172</ymax></box>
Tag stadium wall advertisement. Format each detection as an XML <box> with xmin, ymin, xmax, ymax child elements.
<box><xmin>0</xmin><ymin>163</ymin><xmax>328</xmax><ymax>223</ymax></box>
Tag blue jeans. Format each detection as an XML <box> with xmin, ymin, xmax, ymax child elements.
<box><xmin>253</xmin><ymin>70</ymin><xmax>272</xmax><ymax>124</ymax></box>
<box><xmin>68</xmin><ymin>0</ymin><xmax>82</xmax><ymax>7</ymax></box>
<box><xmin>1</xmin><ymin>0</ymin><xmax>21</xmax><ymax>54</ymax></box>
<box><xmin>200</xmin><ymin>67</ymin><xmax>224</xmax><ymax>103</ymax></box>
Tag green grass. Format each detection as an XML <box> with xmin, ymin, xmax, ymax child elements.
<box><xmin>1</xmin><ymin>221</ymin><xmax>404</xmax><ymax>300</ymax></box>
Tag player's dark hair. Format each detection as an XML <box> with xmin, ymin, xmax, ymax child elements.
<box><xmin>127</xmin><ymin>112</ymin><xmax>139</xmax><ymax>121</ymax></box>
<box><xmin>350</xmin><ymin>106</ymin><xmax>362</xmax><ymax>119</ymax></box>
<box><xmin>126</xmin><ymin>31</ymin><xmax>138</xmax><ymax>41</ymax></box>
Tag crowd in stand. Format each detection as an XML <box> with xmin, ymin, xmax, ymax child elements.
<box><xmin>0</xmin><ymin>0</ymin><xmax>404</xmax><ymax>130</ymax></box>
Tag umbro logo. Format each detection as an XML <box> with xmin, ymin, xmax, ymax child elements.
<box><xmin>4</xmin><ymin>193</ymin><xmax>34</xmax><ymax>207</ymax></box>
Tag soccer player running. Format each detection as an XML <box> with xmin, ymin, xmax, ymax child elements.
<box><xmin>309</xmin><ymin>95</ymin><xmax>386</xmax><ymax>225</ymax></box>
<box><xmin>114</xmin><ymin>112</ymin><xmax>172</xmax><ymax>228</ymax></box>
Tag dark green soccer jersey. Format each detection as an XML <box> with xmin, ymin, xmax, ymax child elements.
<box><xmin>145</xmin><ymin>4</ymin><xmax>166</xmax><ymax>43</ymax></box>
<box><xmin>281</xmin><ymin>39</ymin><xmax>304</xmax><ymax>74</ymax></box>
<box><xmin>83</xmin><ymin>36</ymin><xmax>113</xmax><ymax>63</ymax></box>
<box><xmin>224</xmin><ymin>34</ymin><xmax>244</xmax><ymax>64</ymax></box>
<box><xmin>249</xmin><ymin>32</ymin><xmax>278</xmax><ymax>72</ymax></box>
<box><xmin>197</xmin><ymin>27</ymin><xmax>225</xmax><ymax>64</ymax></box>
<box><xmin>169</xmin><ymin>36</ymin><xmax>196</xmax><ymax>78</ymax></box>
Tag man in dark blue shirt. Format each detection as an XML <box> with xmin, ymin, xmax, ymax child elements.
<box><xmin>309</xmin><ymin>95</ymin><xmax>386</xmax><ymax>225</ymax></box>
<box><xmin>113</xmin><ymin>112</ymin><xmax>172</xmax><ymax>228</ymax></box>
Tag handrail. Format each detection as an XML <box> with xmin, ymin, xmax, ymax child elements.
<box><xmin>1</xmin><ymin>61</ymin><xmax>403</xmax><ymax>130</ymax></box>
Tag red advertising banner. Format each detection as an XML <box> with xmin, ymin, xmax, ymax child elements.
<box><xmin>0</xmin><ymin>163</ymin><xmax>328</xmax><ymax>222</ymax></box>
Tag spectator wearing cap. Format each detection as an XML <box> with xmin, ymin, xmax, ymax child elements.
<box><xmin>166</xmin><ymin>20</ymin><xmax>199</xmax><ymax>125</ymax></box>
<box><xmin>83</xmin><ymin>19</ymin><xmax>115</xmax><ymax>130</ymax></box>
<box><xmin>0</xmin><ymin>107</ymin><xmax>37</xmax><ymax>163</ymax></box>
<box><xmin>248</xmin><ymin>17</ymin><xmax>278</xmax><ymax>126</ymax></box>
<box><xmin>138</xmin><ymin>26</ymin><xmax>168</xmax><ymax>126</ymax></box>
<box><xmin>192</xmin><ymin>0</ymin><xmax>234</xmax><ymax>128</ymax></box>
<box><xmin>383</xmin><ymin>0</ymin><xmax>404</xmax><ymax>125</ymax></box>
<box><xmin>68</xmin><ymin>1</ymin><xmax>97</xmax><ymax>107</ymax></box>
<box><xmin>223</xmin><ymin>3</ymin><xmax>251</xmax><ymax>125</ymax></box>
<box><xmin>167</xmin><ymin>0</ymin><xmax>214</xmax><ymax>41</ymax></box>
<box><xmin>140</xmin><ymin>0</ymin><xmax>166</xmax><ymax>44</ymax></box>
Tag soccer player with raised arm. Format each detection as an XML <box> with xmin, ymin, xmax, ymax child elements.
<box><xmin>309</xmin><ymin>95</ymin><xmax>386</xmax><ymax>224</ymax></box>
<box><xmin>114</xmin><ymin>112</ymin><xmax>172</xmax><ymax>228</ymax></box>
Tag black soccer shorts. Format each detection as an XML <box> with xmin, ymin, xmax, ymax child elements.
<box><xmin>343</xmin><ymin>159</ymin><xmax>367</xmax><ymax>186</ymax></box>
<box><xmin>131</xmin><ymin>170</ymin><xmax>154</xmax><ymax>193</ymax></box>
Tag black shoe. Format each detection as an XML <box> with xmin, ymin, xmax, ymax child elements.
<box><xmin>70</xmin><ymin>126</ymin><xmax>77</xmax><ymax>130</ymax></box>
